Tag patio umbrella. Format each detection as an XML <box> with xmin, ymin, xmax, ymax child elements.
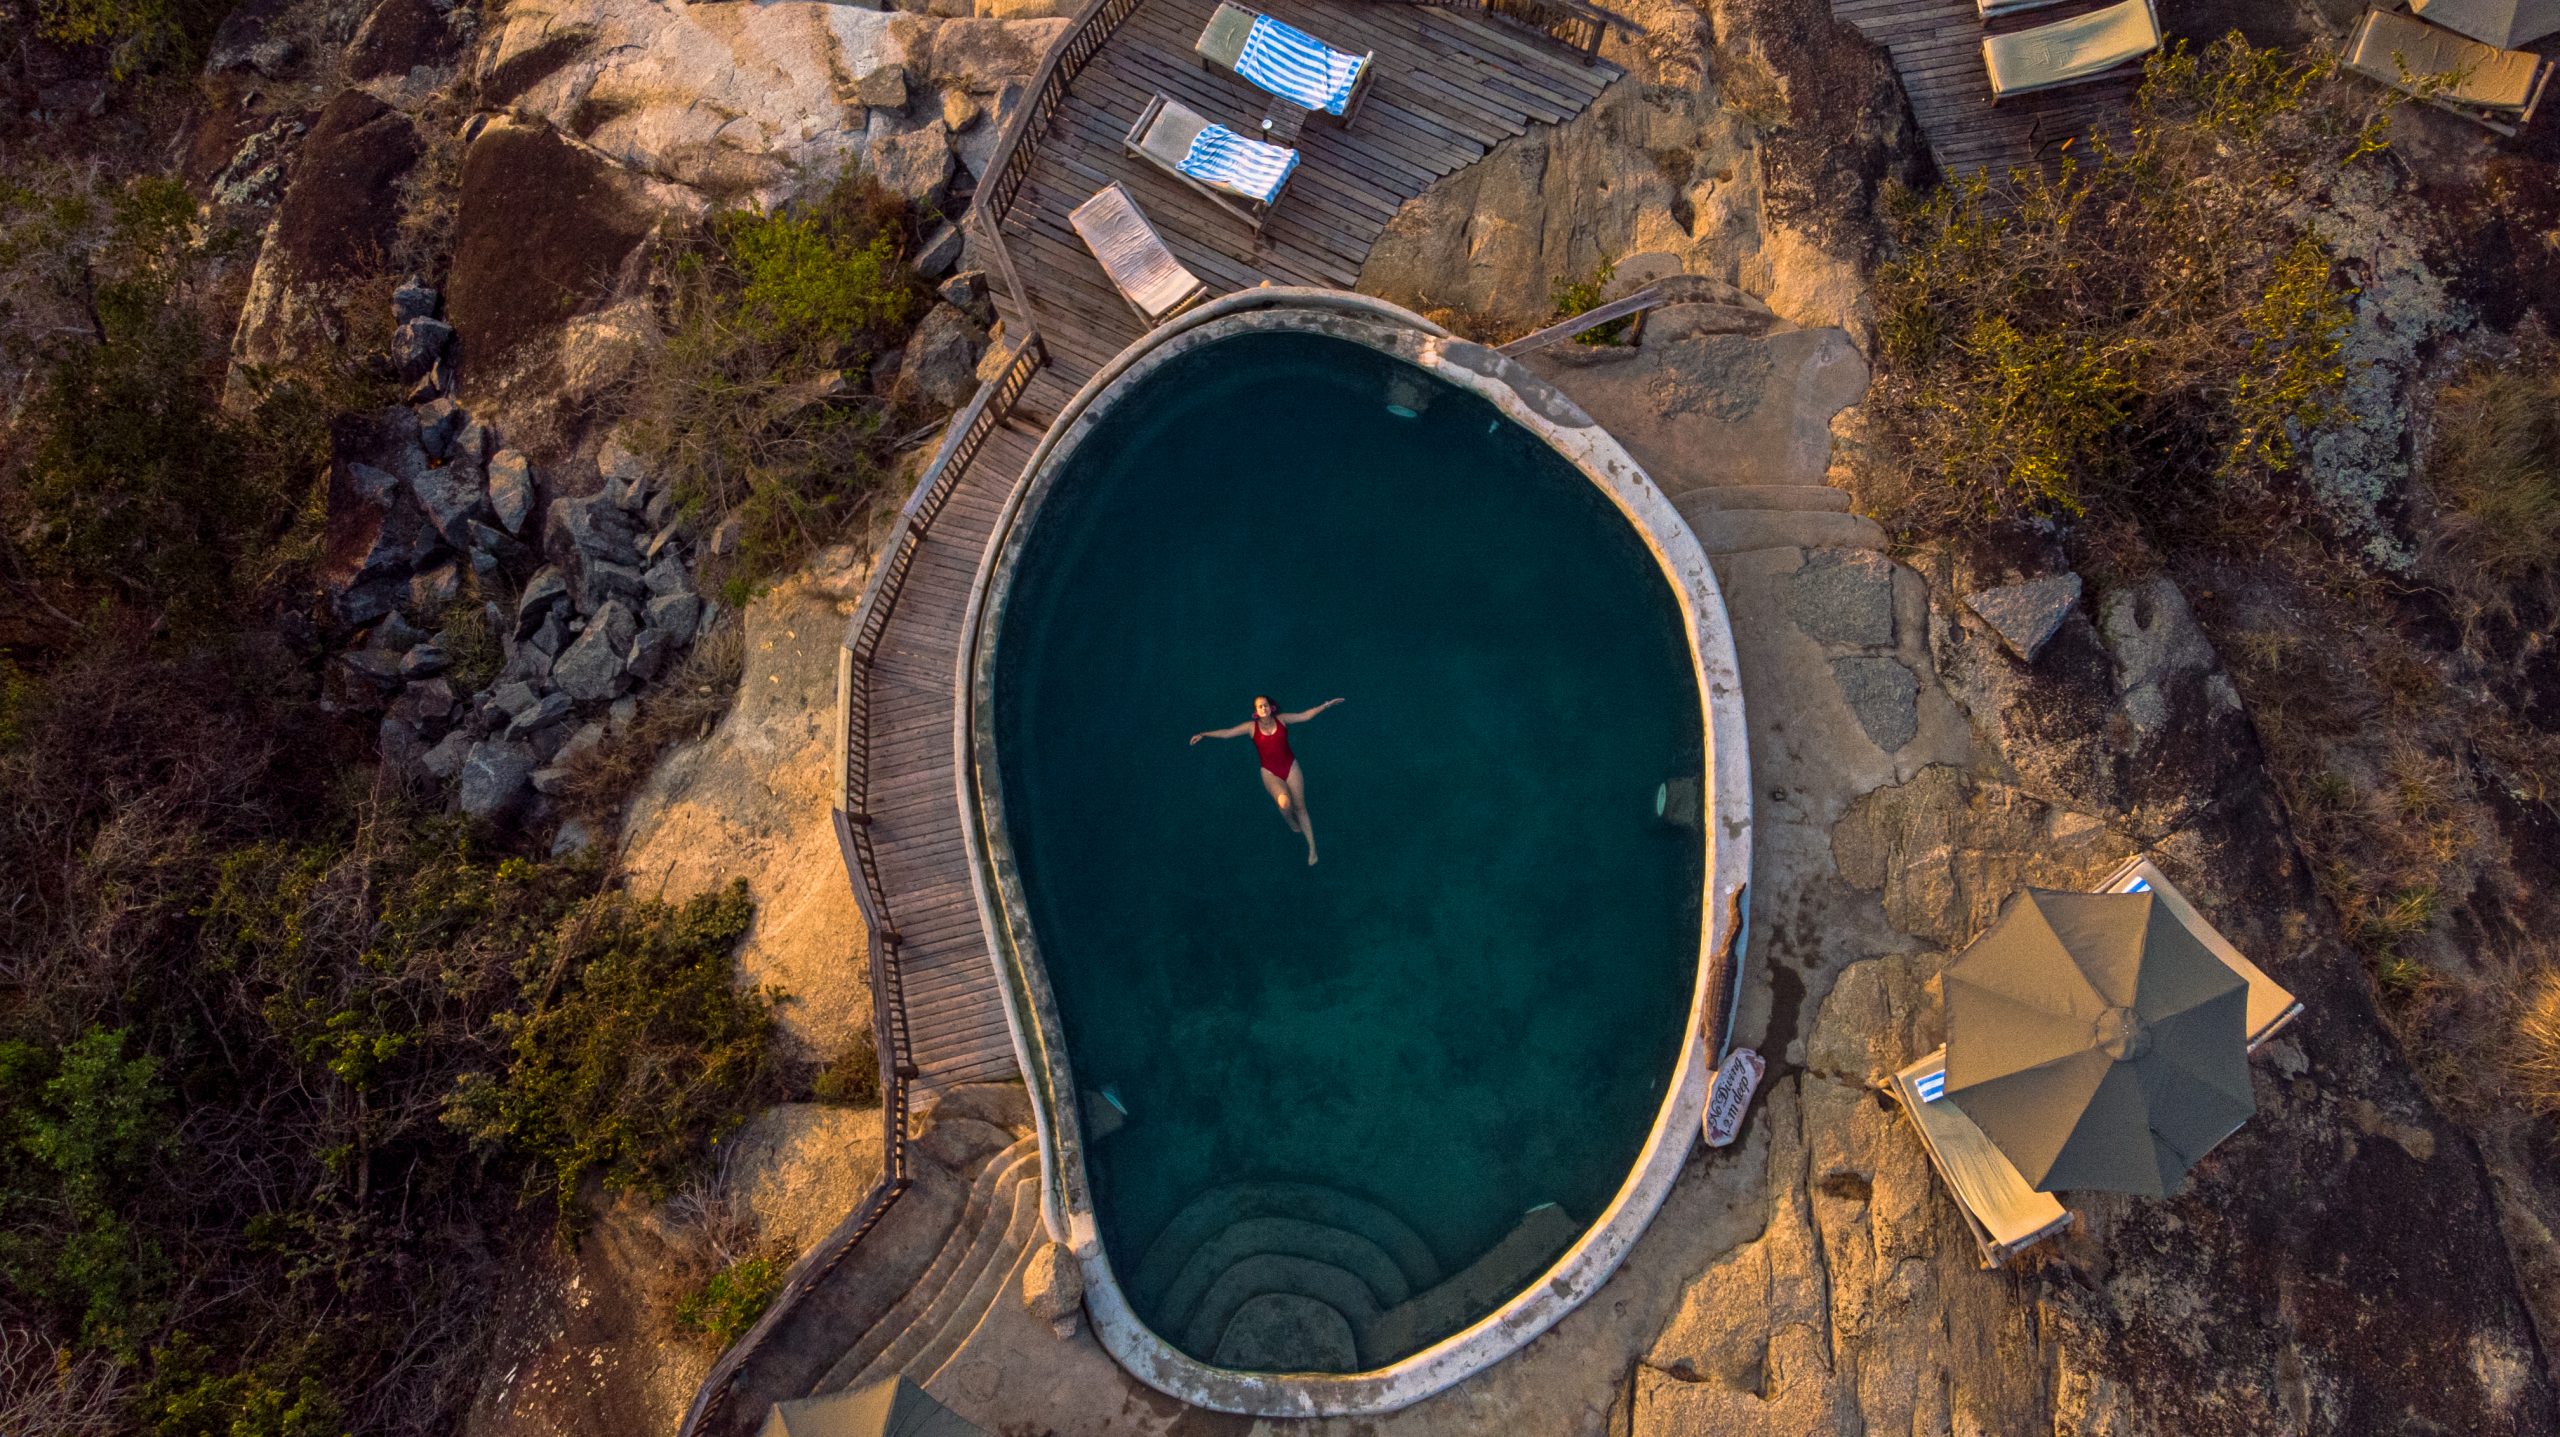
<box><xmin>760</xmin><ymin>1376</ymin><xmax>987</xmax><ymax>1437</ymax></box>
<box><xmin>2413</xmin><ymin>0</ymin><xmax>2560</xmax><ymax>48</ymax></box>
<box><xmin>1943</xmin><ymin>890</ymin><xmax>2254</xmax><ymax>1198</ymax></box>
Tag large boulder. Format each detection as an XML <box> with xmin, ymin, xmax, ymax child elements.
<box><xmin>228</xmin><ymin>91</ymin><xmax>422</xmax><ymax>393</ymax></box>
<box><xmin>863</xmin><ymin>122</ymin><xmax>955</xmax><ymax>212</ymax></box>
<box><xmin>927</xmin><ymin>18</ymin><xmax>1067</xmax><ymax>92</ymax></box>
<box><xmin>896</xmin><ymin>301</ymin><xmax>987</xmax><ymax>408</ymax></box>
<box><xmin>444</xmin><ymin>120</ymin><xmax>664</xmax><ymax>386</ymax></box>
<box><xmin>346</xmin><ymin>0</ymin><xmax>464</xmax><ymax>85</ymax></box>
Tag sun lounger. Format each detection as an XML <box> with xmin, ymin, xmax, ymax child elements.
<box><xmin>1068</xmin><ymin>183</ymin><xmax>1209</xmax><ymax>325</ymax></box>
<box><xmin>1195</xmin><ymin>1</ymin><xmax>1376</xmax><ymax>126</ymax></box>
<box><xmin>1977</xmin><ymin>0</ymin><xmax>2074</xmax><ymax>18</ymax></box>
<box><xmin>1124</xmin><ymin>94</ymin><xmax>1300</xmax><ymax>233</ymax></box>
<box><xmin>1982</xmin><ymin>0</ymin><xmax>2161</xmax><ymax>102</ymax></box>
<box><xmin>2098</xmin><ymin>856</ymin><xmax>2302</xmax><ymax>1052</ymax></box>
<box><xmin>1890</xmin><ymin>1049</ymin><xmax>2073</xmax><ymax>1268</ymax></box>
<box><xmin>2343</xmin><ymin>7</ymin><xmax>2553</xmax><ymax>137</ymax></box>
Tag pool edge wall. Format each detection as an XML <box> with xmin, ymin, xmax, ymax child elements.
<box><xmin>953</xmin><ymin>290</ymin><xmax>1753</xmax><ymax>1418</ymax></box>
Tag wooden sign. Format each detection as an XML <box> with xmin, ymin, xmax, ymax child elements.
<box><xmin>1703</xmin><ymin>1047</ymin><xmax>1764</xmax><ymax>1148</ymax></box>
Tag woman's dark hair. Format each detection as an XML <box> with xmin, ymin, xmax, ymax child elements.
<box><xmin>1252</xmin><ymin>694</ymin><xmax>1272</xmax><ymax>710</ymax></box>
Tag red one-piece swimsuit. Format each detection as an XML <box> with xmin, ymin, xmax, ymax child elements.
<box><xmin>1250</xmin><ymin>718</ymin><xmax>1295</xmax><ymax>779</ymax></box>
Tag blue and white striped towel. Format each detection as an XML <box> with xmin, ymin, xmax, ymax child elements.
<box><xmin>1915</xmin><ymin>1066</ymin><xmax>1948</xmax><ymax>1103</ymax></box>
<box><xmin>1178</xmin><ymin>124</ymin><xmax>1300</xmax><ymax>204</ymax></box>
<box><xmin>1234</xmin><ymin>14</ymin><xmax>1365</xmax><ymax>115</ymax></box>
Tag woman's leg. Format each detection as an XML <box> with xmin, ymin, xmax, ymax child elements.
<box><xmin>1260</xmin><ymin>768</ymin><xmax>1301</xmax><ymax>833</ymax></box>
<box><xmin>1286</xmin><ymin>763</ymin><xmax>1316</xmax><ymax>864</ymax></box>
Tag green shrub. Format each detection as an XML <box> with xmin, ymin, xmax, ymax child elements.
<box><xmin>675</xmin><ymin>1252</ymin><xmax>788</xmax><ymax>1346</ymax></box>
<box><xmin>445</xmin><ymin>879</ymin><xmax>778</xmax><ymax>1231</ymax></box>
<box><xmin>629</xmin><ymin>177</ymin><xmax>935</xmax><ymax>602</ymax></box>
<box><xmin>138</xmin><ymin>1337</ymin><xmax>346</xmax><ymax>1437</ymax></box>
<box><xmin>0</xmin><ymin>1028</ymin><xmax>175</xmax><ymax>1353</ymax></box>
<box><xmin>1866</xmin><ymin>35</ymin><xmax>2375</xmax><ymax>536</ymax></box>
<box><xmin>811</xmin><ymin>1028</ymin><xmax>882</xmax><ymax>1107</ymax></box>
<box><xmin>1548</xmin><ymin>259</ymin><xmax>1629</xmax><ymax>346</ymax></box>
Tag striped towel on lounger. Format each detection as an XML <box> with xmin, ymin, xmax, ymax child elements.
<box><xmin>1178</xmin><ymin>124</ymin><xmax>1300</xmax><ymax>203</ymax></box>
<box><xmin>1234</xmin><ymin>15</ymin><xmax>1366</xmax><ymax>115</ymax></box>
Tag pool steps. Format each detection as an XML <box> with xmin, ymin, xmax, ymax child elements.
<box><xmin>817</xmin><ymin>1136</ymin><xmax>1040</xmax><ymax>1395</ymax></box>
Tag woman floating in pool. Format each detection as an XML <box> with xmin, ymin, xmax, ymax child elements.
<box><xmin>1190</xmin><ymin>695</ymin><xmax>1344</xmax><ymax>865</ymax></box>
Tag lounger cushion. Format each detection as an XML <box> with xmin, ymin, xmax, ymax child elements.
<box><xmin>1893</xmin><ymin>1049</ymin><xmax>2070</xmax><ymax>1264</ymax></box>
<box><xmin>1196</xmin><ymin>0</ymin><xmax>1257</xmax><ymax>70</ymax></box>
<box><xmin>1179</xmin><ymin>125</ymin><xmax>1300</xmax><ymax>204</ymax></box>
<box><xmin>1983</xmin><ymin>0</ymin><xmax>2161</xmax><ymax>100</ymax></box>
<box><xmin>1069</xmin><ymin>184</ymin><xmax>1205</xmax><ymax>321</ymax></box>
<box><xmin>2347</xmin><ymin>8</ymin><xmax>2541</xmax><ymax>111</ymax></box>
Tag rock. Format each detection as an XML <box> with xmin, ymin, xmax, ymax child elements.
<box><xmin>455</xmin><ymin>739</ymin><xmax>537</xmax><ymax>821</ymax></box>
<box><xmin>1830</xmin><ymin>765</ymin><xmax>2132</xmax><ymax>945</ymax></box>
<box><xmin>1019</xmin><ymin>1241</ymin><xmax>1084</xmax><ymax>1337</ymax></box>
<box><xmin>346</xmin><ymin>0</ymin><xmax>462</xmax><ymax>85</ymax></box>
<box><xmin>1786</xmin><ymin>548</ymin><xmax>1895</xmax><ymax>648</ymax></box>
<box><xmin>487</xmin><ymin>681</ymin><xmax>538</xmax><ymax>719</ymax></box>
<box><xmin>229</xmin><ymin>92</ymin><xmax>422</xmax><ymax>388</ymax></box>
<box><xmin>409</xmin><ymin>462</ymin><xmax>489</xmax><ymax>545</ymax></box>
<box><xmin>207</xmin><ymin>118</ymin><xmax>305</xmax><ymax>213</ymax></box>
<box><xmin>584</xmin><ymin>560</ymin><xmax>648</xmax><ymax>610</ymax></box>
<box><xmin>468</xmin><ymin>519</ymin><xmax>527</xmax><ymax>564</ymax></box>
<box><xmin>608</xmin><ymin>697</ymin><xmax>640</xmax><ymax>730</ymax></box>
<box><xmin>1965</xmin><ymin>572</ymin><xmax>2082</xmax><ymax>663</ymax></box>
<box><xmin>929</xmin><ymin>19</ymin><xmax>1068</xmax><ymax>92</ymax></box>
<box><xmin>410</xmin><ymin>563</ymin><xmax>463</xmax><ymax>612</ymax></box>
<box><xmin>554</xmin><ymin>600</ymin><xmax>639</xmax><ymax>700</ymax></box>
<box><xmin>646</xmin><ymin>592</ymin><xmax>701</xmax><ymax>639</ymax></box>
<box><xmin>626</xmin><ymin>625</ymin><xmax>676</xmax><ymax>682</ymax></box>
<box><xmin>530</xmin><ymin>611</ymin><xmax>569</xmax><ymax>659</ymax></box>
<box><xmin>516</xmin><ymin>567</ymin><xmax>571</xmax><ymax>637</ymax></box>
<box><xmin>1831</xmin><ymin>654</ymin><xmax>1917</xmax><ymax>752</ymax></box>
<box><xmin>206</xmin><ymin>0</ymin><xmax>300</xmax><ymax>76</ymax></box>
<box><xmin>369</xmin><ymin>610</ymin><xmax>427</xmax><ymax>653</ymax></box>
<box><xmin>643</xmin><ymin>558</ymin><xmax>692</xmax><ymax>598</ymax></box>
<box><xmin>852</xmin><ymin>64</ymin><xmax>909</xmax><ymax>109</ymax></box>
<box><xmin>342</xmin><ymin>649</ymin><xmax>409</xmax><ymax>691</ymax></box>
<box><xmin>393</xmin><ymin>278</ymin><xmax>439</xmax><ymax>322</ymax></box>
<box><xmin>898</xmin><ymin>302</ymin><xmax>989</xmax><ymax>408</ymax></box>
<box><xmin>977</xmin><ymin>0</ymin><xmax>1075</xmax><ymax>19</ymax></box>
<box><xmin>2101</xmin><ymin>577</ymin><xmax>2232</xmax><ymax>737</ymax></box>
<box><xmin>420</xmin><ymin>729</ymin><xmax>474</xmax><ymax>782</ymax></box>
<box><xmin>864</xmin><ymin>122</ymin><xmax>955</xmax><ymax>210</ymax></box>
<box><xmin>557</xmin><ymin>300</ymin><xmax>657</xmax><ymax>408</ymax></box>
<box><xmin>710</xmin><ymin>516</ymin><xmax>742</xmax><ymax>558</ymax></box>
<box><xmin>694</xmin><ymin>599</ymin><xmax>724</xmax><ymax>642</ymax></box>
<box><xmin>487</xmin><ymin>450</ymin><xmax>536</xmax><ymax>534</ymax></box>
<box><xmin>445</xmin><ymin>119</ymin><xmax>666</xmax><ymax>378</ymax></box>
<box><xmin>550</xmin><ymin>819</ymin><xmax>596</xmax><ymax>858</ymax></box>
<box><xmin>416</xmin><ymin>398</ymin><xmax>464</xmax><ymax>459</ymax></box>
<box><xmin>508</xmin><ymin>691</ymin><xmax>577</xmax><ymax>737</ymax></box>
<box><xmin>401</xmin><ymin>643</ymin><xmax>450</xmax><ymax>679</ymax></box>
<box><xmin>550</xmin><ymin>493</ymin><xmax>641</xmax><ymax>568</ymax></box>
<box><xmin>942</xmin><ymin>91</ymin><xmax>983</xmax><ymax>133</ymax></box>
<box><xmin>937</xmin><ymin>267</ymin><xmax>990</xmax><ymax>317</ymax></box>
<box><xmin>529</xmin><ymin>763</ymin><xmax>576</xmax><ymax>796</ymax></box>
<box><xmin>391</xmin><ymin>677</ymin><xmax>459</xmax><ymax>733</ymax></box>
<box><xmin>916</xmin><ymin>222</ymin><xmax>966</xmax><ymax>278</ymax></box>
<box><xmin>452</xmin><ymin>419</ymin><xmax>495</xmax><ymax>467</ymax></box>
<box><xmin>392</xmin><ymin>317</ymin><xmax>455</xmax><ymax>383</ymax></box>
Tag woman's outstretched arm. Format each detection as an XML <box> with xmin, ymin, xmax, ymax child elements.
<box><xmin>1279</xmin><ymin>698</ymin><xmax>1346</xmax><ymax>725</ymax></box>
<box><xmin>1190</xmin><ymin>722</ymin><xmax>1254</xmax><ymax>745</ymax></box>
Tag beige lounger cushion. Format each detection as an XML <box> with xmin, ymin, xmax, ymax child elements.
<box><xmin>2347</xmin><ymin>8</ymin><xmax>2541</xmax><ymax>111</ymax></box>
<box><xmin>1069</xmin><ymin>183</ymin><xmax>1206</xmax><ymax>322</ymax></box>
<box><xmin>1891</xmin><ymin>1051</ymin><xmax>2071</xmax><ymax>1265</ymax></box>
<box><xmin>1982</xmin><ymin>0</ymin><xmax>2162</xmax><ymax>100</ymax></box>
<box><xmin>1196</xmin><ymin>0</ymin><xmax>1257</xmax><ymax>70</ymax></box>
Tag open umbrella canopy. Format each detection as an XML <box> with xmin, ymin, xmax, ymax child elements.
<box><xmin>1944</xmin><ymin>890</ymin><xmax>2254</xmax><ymax>1197</ymax></box>
<box><xmin>2413</xmin><ymin>0</ymin><xmax>2560</xmax><ymax>48</ymax></box>
<box><xmin>760</xmin><ymin>1376</ymin><xmax>986</xmax><ymax>1437</ymax></box>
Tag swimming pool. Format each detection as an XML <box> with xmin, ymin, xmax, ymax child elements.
<box><xmin>962</xmin><ymin>295</ymin><xmax>1749</xmax><ymax>1416</ymax></box>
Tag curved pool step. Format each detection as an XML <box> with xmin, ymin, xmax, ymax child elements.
<box><xmin>1130</xmin><ymin>1182</ymin><xmax>1443</xmax><ymax>1314</ymax></box>
<box><xmin>1157</xmin><ymin>1215</ymin><xmax>1419</xmax><ymax>1321</ymax></box>
<box><xmin>811</xmin><ymin>1136</ymin><xmax>1038</xmax><ymax>1396</ymax></box>
<box><xmin>880</xmin><ymin>1157</ymin><xmax>1048</xmax><ymax>1388</ymax></box>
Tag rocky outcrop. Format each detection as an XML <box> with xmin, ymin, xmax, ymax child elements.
<box><xmin>228</xmin><ymin>90</ymin><xmax>423</xmax><ymax>397</ymax></box>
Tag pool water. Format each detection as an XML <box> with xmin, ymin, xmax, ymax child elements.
<box><xmin>988</xmin><ymin>330</ymin><xmax>1703</xmax><ymax>1372</ymax></box>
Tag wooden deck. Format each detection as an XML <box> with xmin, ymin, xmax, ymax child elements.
<box><xmin>856</xmin><ymin>0</ymin><xmax>1622</xmax><ymax>1108</ymax></box>
<box><xmin>1833</xmin><ymin>0</ymin><xmax>2135</xmax><ymax>180</ymax></box>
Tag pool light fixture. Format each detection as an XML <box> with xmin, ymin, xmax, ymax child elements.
<box><xmin>1384</xmin><ymin>371</ymin><xmax>1431</xmax><ymax>420</ymax></box>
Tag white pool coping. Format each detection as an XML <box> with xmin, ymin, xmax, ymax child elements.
<box><xmin>951</xmin><ymin>289</ymin><xmax>1753</xmax><ymax>1417</ymax></box>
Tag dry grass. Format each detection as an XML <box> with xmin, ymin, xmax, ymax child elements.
<box><xmin>2515</xmin><ymin>968</ymin><xmax>2560</xmax><ymax>1119</ymax></box>
<box><xmin>2422</xmin><ymin>363</ymin><xmax>2560</xmax><ymax>627</ymax></box>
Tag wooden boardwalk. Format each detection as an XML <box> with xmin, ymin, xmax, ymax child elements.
<box><xmin>1833</xmin><ymin>0</ymin><xmax>2134</xmax><ymax>180</ymax></box>
<box><xmin>856</xmin><ymin>0</ymin><xmax>1622</xmax><ymax>1107</ymax></box>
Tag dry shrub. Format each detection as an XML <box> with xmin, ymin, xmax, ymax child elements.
<box><xmin>2515</xmin><ymin>968</ymin><xmax>2560</xmax><ymax>1118</ymax></box>
<box><xmin>2422</xmin><ymin>362</ymin><xmax>2560</xmax><ymax>627</ymax></box>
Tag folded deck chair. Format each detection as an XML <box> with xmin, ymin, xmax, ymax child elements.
<box><xmin>1891</xmin><ymin>1049</ymin><xmax>2074</xmax><ymax>1268</ymax></box>
<box><xmin>2099</xmin><ymin>856</ymin><xmax>2303</xmax><ymax>1052</ymax></box>
<box><xmin>2344</xmin><ymin>7</ymin><xmax>2553</xmax><ymax>137</ymax></box>
<box><xmin>1124</xmin><ymin>94</ymin><xmax>1300</xmax><ymax>233</ymax></box>
<box><xmin>1069</xmin><ymin>183</ymin><xmax>1208</xmax><ymax>325</ymax></box>
<box><xmin>1196</xmin><ymin>1</ymin><xmax>1376</xmax><ymax>126</ymax></box>
<box><xmin>1982</xmin><ymin>0</ymin><xmax>2161</xmax><ymax>102</ymax></box>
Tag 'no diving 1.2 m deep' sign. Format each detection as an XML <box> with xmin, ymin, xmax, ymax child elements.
<box><xmin>1703</xmin><ymin>1047</ymin><xmax>1764</xmax><ymax>1148</ymax></box>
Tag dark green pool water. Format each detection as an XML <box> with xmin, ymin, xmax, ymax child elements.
<box><xmin>989</xmin><ymin>330</ymin><xmax>1701</xmax><ymax>1371</ymax></box>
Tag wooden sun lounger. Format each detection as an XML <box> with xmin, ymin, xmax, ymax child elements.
<box><xmin>1123</xmin><ymin>94</ymin><xmax>1295</xmax><ymax>234</ymax></box>
<box><xmin>1067</xmin><ymin>183</ymin><xmax>1209</xmax><ymax>325</ymax></box>
<box><xmin>1977</xmin><ymin>0</ymin><xmax>2076</xmax><ymax>19</ymax></box>
<box><xmin>2098</xmin><ymin>856</ymin><xmax>2303</xmax><ymax>1053</ymax></box>
<box><xmin>1194</xmin><ymin>0</ymin><xmax>1377</xmax><ymax>129</ymax></box>
<box><xmin>1890</xmin><ymin>1050</ymin><xmax>2073</xmax><ymax>1268</ymax></box>
<box><xmin>2343</xmin><ymin>7</ymin><xmax>2553</xmax><ymax>137</ymax></box>
<box><xmin>1982</xmin><ymin>0</ymin><xmax>2161</xmax><ymax>102</ymax></box>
